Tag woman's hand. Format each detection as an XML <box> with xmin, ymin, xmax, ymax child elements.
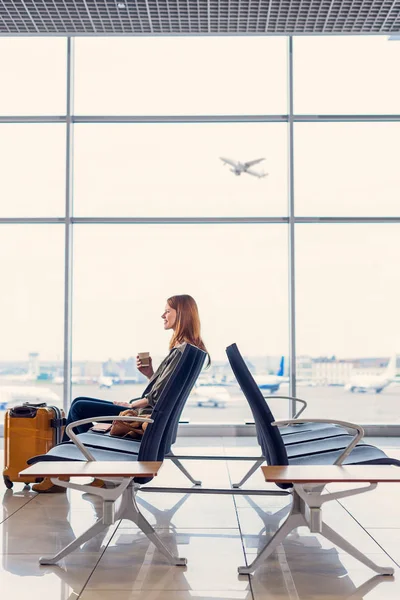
<box><xmin>112</xmin><ymin>401</ymin><xmax>131</xmax><ymax>407</ymax></box>
<box><xmin>136</xmin><ymin>355</ymin><xmax>154</xmax><ymax>379</ymax></box>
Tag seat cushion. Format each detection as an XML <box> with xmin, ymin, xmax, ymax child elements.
<box><xmin>280</xmin><ymin>422</ymin><xmax>346</xmax><ymax>436</ymax></box>
<box><xmin>28</xmin><ymin>442</ymin><xmax>139</xmax><ymax>464</ymax></box>
<box><xmin>74</xmin><ymin>432</ymin><xmax>142</xmax><ymax>454</ymax></box>
<box><xmin>285</xmin><ymin>436</ymin><xmax>365</xmax><ymax>458</ymax></box>
<box><xmin>289</xmin><ymin>444</ymin><xmax>400</xmax><ymax>466</ymax></box>
<box><xmin>282</xmin><ymin>427</ymin><xmax>350</xmax><ymax>445</ymax></box>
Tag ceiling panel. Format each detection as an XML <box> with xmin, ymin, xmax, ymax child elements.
<box><xmin>0</xmin><ymin>1</ymin><xmax>399</xmax><ymax>35</ymax></box>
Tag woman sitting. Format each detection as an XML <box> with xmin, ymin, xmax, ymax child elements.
<box><xmin>33</xmin><ymin>294</ymin><xmax>209</xmax><ymax>493</ymax></box>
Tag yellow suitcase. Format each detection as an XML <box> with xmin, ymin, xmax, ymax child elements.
<box><xmin>3</xmin><ymin>403</ymin><xmax>65</xmax><ymax>489</ymax></box>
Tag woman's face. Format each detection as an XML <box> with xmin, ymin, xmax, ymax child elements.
<box><xmin>162</xmin><ymin>303</ymin><xmax>177</xmax><ymax>330</ymax></box>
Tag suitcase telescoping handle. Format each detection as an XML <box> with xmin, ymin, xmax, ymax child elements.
<box><xmin>9</xmin><ymin>405</ymin><xmax>42</xmax><ymax>418</ymax></box>
<box><xmin>9</xmin><ymin>402</ymin><xmax>48</xmax><ymax>418</ymax></box>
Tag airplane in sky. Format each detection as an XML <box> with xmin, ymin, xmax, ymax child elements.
<box><xmin>254</xmin><ymin>357</ymin><xmax>287</xmax><ymax>394</ymax></box>
<box><xmin>345</xmin><ymin>355</ymin><xmax>398</xmax><ymax>394</ymax></box>
<box><xmin>219</xmin><ymin>157</ymin><xmax>268</xmax><ymax>178</ymax></box>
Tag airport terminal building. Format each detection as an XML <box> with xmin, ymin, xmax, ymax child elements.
<box><xmin>1</xmin><ymin>1</ymin><xmax>400</xmax><ymax>598</ymax></box>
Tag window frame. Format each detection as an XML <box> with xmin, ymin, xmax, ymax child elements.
<box><xmin>1</xmin><ymin>36</ymin><xmax>400</xmax><ymax>436</ymax></box>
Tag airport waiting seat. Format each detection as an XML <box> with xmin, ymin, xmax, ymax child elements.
<box><xmin>170</xmin><ymin>344</ymin><xmax>352</xmax><ymax>489</ymax></box>
<box><xmin>225</xmin><ymin>343</ymin><xmax>400</xmax><ymax>576</ymax></box>
<box><xmin>226</xmin><ymin>343</ymin><xmax>400</xmax><ymax>474</ymax></box>
<box><xmin>25</xmin><ymin>344</ymin><xmax>206</xmax><ymax>565</ymax></box>
<box><xmin>62</xmin><ymin>346</ymin><xmax>206</xmax><ymax>485</ymax></box>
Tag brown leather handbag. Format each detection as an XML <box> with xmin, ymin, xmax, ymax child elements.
<box><xmin>110</xmin><ymin>409</ymin><xmax>150</xmax><ymax>440</ymax></box>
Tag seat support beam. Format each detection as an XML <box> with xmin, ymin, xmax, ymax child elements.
<box><xmin>238</xmin><ymin>483</ymin><xmax>394</xmax><ymax>575</ymax></box>
<box><xmin>39</xmin><ymin>478</ymin><xmax>186</xmax><ymax>567</ymax></box>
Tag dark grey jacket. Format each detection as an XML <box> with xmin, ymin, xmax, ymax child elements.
<box><xmin>130</xmin><ymin>343</ymin><xmax>187</xmax><ymax>414</ymax></box>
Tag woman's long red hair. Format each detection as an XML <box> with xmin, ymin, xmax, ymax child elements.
<box><xmin>167</xmin><ymin>295</ymin><xmax>210</xmax><ymax>366</ymax></box>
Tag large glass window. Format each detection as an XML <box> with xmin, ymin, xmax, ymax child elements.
<box><xmin>0</xmin><ymin>38</ymin><xmax>66</xmax><ymax>116</ymax></box>
<box><xmin>0</xmin><ymin>125</ymin><xmax>66</xmax><ymax>217</ymax></box>
<box><xmin>73</xmin><ymin>123</ymin><xmax>287</xmax><ymax>217</ymax></box>
<box><xmin>294</xmin><ymin>123</ymin><xmax>400</xmax><ymax>216</ymax></box>
<box><xmin>74</xmin><ymin>37</ymin><xmax>288</xmax><ymax>115</ymax></box>
<box><xmin>0</xmin><ymin>226</ymin><xmax>64</xmax><ymax>426</ymax></box>
<box><xmin>296</xmin><ymin>224</ymin><xmax>400</xmax><ymax>423</ymax></box>
<box><xmin>2</xmin><ymin>35</ymin><xmax>400</xmax><ymax>431</ymax></box>
<box><xmin>72</xmin><ymin>224</ymin><xmax>288</xmax><ymax>423</ymax></box>
<box><xmin>293</xmin><ymin>36</ymin><xmax>400</xmax><ymax>114</ymax></box>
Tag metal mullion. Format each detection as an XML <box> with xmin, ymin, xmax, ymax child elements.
<box><xmin>63</xmin><ymin>36</ymin><xmax>74</xmax><ymax>415</ymax></box>
<box><xmin>0</xmin><ymin>116</ymin><xmax>66</xmax><ymax>123</ymax></box>
<box><xmin>293</xmin><ymin>114</ymin><xmax>400</xmax><ymax>122</ymax></box>
<box><xmin>2</xmin><ymin>217</ymin><xmax>400</xmax><ymax>225</ymax></box>
<box><xmin>294</xmin><ymin>217</ymin><xmax>400</xmax><ymax>224</ymax></box>
<box><xmin>71</xmin><ymin>115</ymin><xmax>400</xmax><ymax>124</ymax></box>
<box><xmin>72</xmin><ymin>114</ymin><xmax>289</xmax><ymax>123</ymax></box>
<box><xmin>288</xmin><ymin>36</ymin><xmax>296</xmax><ymax>414</ymax></box>
<box><xmin>72</xmin><ymin>217</ymin><xmax>289</xmax><ymax>225</ymax></box>
<box><xmin>0</xmin><ymin>218</ymin><xmax>66</xmax><ymax>224</ymax></box>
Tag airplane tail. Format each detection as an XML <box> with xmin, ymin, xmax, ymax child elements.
<box><xmin>385</xmin><ymin>354</ymin><xmax>398</xmax><ymax>378</ymax></box>
<box><xmin>277</xmin><ymin>356</ymin><xmax>284</xmax><ymax>377</ymax></box>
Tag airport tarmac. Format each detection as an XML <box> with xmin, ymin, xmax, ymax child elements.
<box><xmin>1</xmin><ymin>382</ymin><xmax>400</xmax><ymax>425</ymax></box>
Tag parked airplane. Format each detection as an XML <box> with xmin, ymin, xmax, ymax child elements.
<box><xmin>0</xmin><ymin>385</ymin><xmax>61</xmax><ymax>411</ymax></box>
<box><xmin>98</xmin><ymin>376</ymin><xmax>113</xmax><ymax>389</ymax></box>
<box><xmin>254</xmin><ymin>357</ymin><xmax>287</xmax><ymax>394</ymax></box>
<box><xmin>192</xmin><ymin>382</ymin><xmax>230</xmax><ymax>408</ymax></box>
<box><xmin>220</xmin><ymin>157</ymin><xmax>268</xmax><ymax>178</ymax></box>
<box><xmin>345</xmin><ymin>355</ymin><xmax>398</xmax><ymax>394</ymax></box>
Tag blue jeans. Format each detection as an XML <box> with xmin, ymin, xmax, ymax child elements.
<box><xmin>63</xmin><ymin>397</ymin><xmax>129</xmax><ymax>442</ymax></box>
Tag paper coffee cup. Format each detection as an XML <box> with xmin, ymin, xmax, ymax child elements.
<box><xmin>138</xmin><ymin>352</ymin><xmax>150</xmax><ymax>367</ymax></box>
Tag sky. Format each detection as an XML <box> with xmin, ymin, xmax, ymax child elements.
<box><xmin>0</xmin><ymin>35</ymin><xmax>399</xmax><ymax>363</ymax></box>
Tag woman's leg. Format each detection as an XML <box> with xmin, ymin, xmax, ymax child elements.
<box><xmin>63</xmin><ymin>397</ymin><xmax>128</xmax><ymax>441</ymax></box>
<box><xmin>34</xmin><ymin>398</ymin><xmax>129</xmax><ymax>493</ymax></box>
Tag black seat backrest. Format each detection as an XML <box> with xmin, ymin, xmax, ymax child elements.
<box><xmin>160</xmin><ymin>347</ymin><xmax>206</xmax><ymax>458</ymax></box>
<box><xmin>136</xmin><ymin>344</ymin><xmax>205</xmax><ymax>482</ymax></box>
<box><xmin>226</xmin><ymin>343</ymin><xmax>289</xmax><ymax>469</ymax></box>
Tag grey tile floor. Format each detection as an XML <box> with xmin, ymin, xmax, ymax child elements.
<box><xmin>1</xmin><ymin>437</ymin><xmax>400</xmax><ymax>599</ymax></box>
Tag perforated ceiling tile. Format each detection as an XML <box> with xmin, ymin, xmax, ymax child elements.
<box><xmin>0</xmin><ymin>1</ymin><xmax>399</xmax><ymax>35</ymax></box>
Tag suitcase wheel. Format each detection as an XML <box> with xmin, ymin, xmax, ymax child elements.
<box><xmin>3</xmin><ymin>476</ymin><xmax>13</xmax><ymax>489</ymax></box>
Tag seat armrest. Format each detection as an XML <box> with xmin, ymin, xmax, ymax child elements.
<box><xmin>65</xmin><ymin>416</ymin><xmax>154</xmax><ymax>461</ymax></box>
<box><xmin>272</xmin><ymin>418</ymin><xmax>365</xmax><ymax>466</ymax></box>
<box><xmin>263</xmin><ymin>395</ymin><xmax>308</xmax><ymax>419</ymax></box>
